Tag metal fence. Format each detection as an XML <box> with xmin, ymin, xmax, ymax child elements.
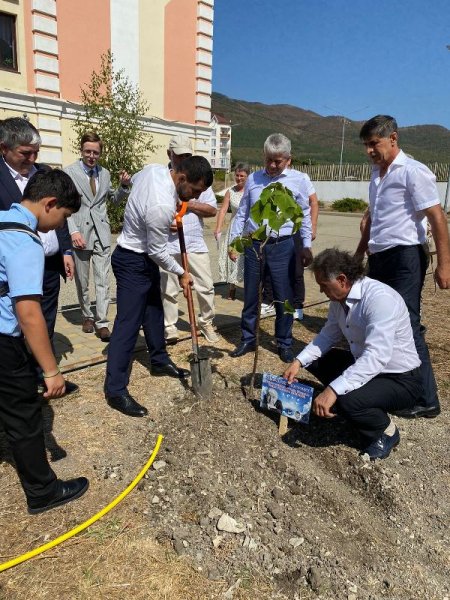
<box><xmin>248</xmin><ymin>163</ymin><xmax>450</xmax><ymax>182</ymax></box>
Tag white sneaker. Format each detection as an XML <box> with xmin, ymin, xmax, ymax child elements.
<box><xmin>199</xmin><ymin>323</ymin><xmax>220</xmax><ymax>344</ymax></box>
<box><xmin>261</xmin><ymin>303</ymin><xmax>276</xmax><ymax>317</ymax></box>
<box><xmin>165</xmin><ymin>328</ymin><xmax>179</xmax><ymax>345</ymax></box>
<box><xmin>294</xmin><ymin>308</ymin><xmax>304</xmax><ymax>321</ymax></box>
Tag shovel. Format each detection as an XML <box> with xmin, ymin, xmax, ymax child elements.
<box><xmin>175</xmin><ymin>202</ymin><xmax>213</xmax><ymax>399</ymax></box>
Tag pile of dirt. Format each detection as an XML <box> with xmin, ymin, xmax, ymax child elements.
<box><xmin>1</xmin><ymin>278</ymin><xmax>449</xmax><ymax>599</ymax></box>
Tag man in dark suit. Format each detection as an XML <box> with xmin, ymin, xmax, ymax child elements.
<box><xmin>0</xmin><ymin>117</ymin><xmax>78</xmax><ymax>394</ymax></box>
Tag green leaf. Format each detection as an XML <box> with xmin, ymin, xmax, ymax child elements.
<box><xmin>251</xmin><ymin>224</ymin><xmax>268</xmax><ymax>241</ymax></box>
<box><xmin>283</xmin><ymin>300</ymin><xmax>295</xmax><ymax>314</ymax></box>
<box><xmin>229</xmin><ymin>236</ymin><xmax>252</xmax><ymax>254</ymax></box>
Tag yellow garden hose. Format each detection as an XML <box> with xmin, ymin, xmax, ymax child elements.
<box><xmin>0</xmin><ymin>434</ymin><xmax>163</xmax><ymax>573</ymax></box>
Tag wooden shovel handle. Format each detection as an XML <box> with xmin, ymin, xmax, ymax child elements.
<box><xmin>175</xmin><ymin>203</ymin><xmax>200</xmax><ymax>357</ymax></box>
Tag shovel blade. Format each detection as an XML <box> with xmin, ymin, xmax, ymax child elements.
<box><xmin>191</xmin><ymin>356</ymin><xmax>213</xmax><ymax>399</ymax></box>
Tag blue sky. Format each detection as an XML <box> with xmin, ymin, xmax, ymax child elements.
<box><xmin>212</xmin><ymin>0</ymin><xmax>450</xmax><ymax>129</ymax></box>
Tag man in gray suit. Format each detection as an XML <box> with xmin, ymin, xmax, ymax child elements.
<box><xmin>65</xmin><ymin>132</ymin><xmax>130</xmax><ymax>341</ymax></box>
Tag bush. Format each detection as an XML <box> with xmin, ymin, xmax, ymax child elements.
<box><xmin>331</xmin><ymin>198</ymin><xmax>368</xmax><ymax>212</ymax></box>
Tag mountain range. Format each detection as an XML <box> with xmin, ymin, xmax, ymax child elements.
<box><xmin>211</xmin><ymin>92</ymin><xmax>450</xmax><ymax>165</ymax></box>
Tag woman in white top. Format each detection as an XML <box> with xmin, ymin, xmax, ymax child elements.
<box><xmin>214</xmin><ymin>163</ymin><xmax>250</xmax><ymax>299</ymax></box>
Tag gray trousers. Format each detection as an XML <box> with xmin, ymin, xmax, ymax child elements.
<box><xmin>73</xmin><ymin>239</ymin><xmax>111</xmax><ymax>328</ymax></box>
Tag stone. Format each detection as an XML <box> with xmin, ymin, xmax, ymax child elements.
<box><xmin>208</xmin><ymin>507</ymin><xmax>223</xmax><ymax>520</ymax></box>
<box><xmin>152</xmin><ymin>460</ymin><xmax>167</xmax><ymax>471</ymax></box>
<box><xmin>289</xmin><ymin>537</ymin><xmax>305</xmax><ymax>548</ymax></box>
<box><xmin>267</xmin><ymin>502</ymin><xmax>283</xmax><ymax>520</ymax></box>
<box><xmin>217</xmin><ymin>513</ymin><xmax>246</xmax><ymax>534</ymax></box>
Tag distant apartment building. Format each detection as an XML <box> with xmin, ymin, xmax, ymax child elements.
<box><xmin>209</xmin><ymin>112</ymin><xmax>231</xmax><ymax>170</ymax></box>
<box><xmin>0</xmin><ymin>0</ymin><xmax>214</xmax><ymax>166</ymax></box>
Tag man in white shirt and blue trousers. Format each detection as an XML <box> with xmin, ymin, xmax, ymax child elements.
<box><xmin>229</xmin><ymin>133</ymin><xmax>315</xmax><ymax>363</ymax></box>
<box><xmin>284</xmin><ymin>249</ymin><xmax>422</xmax><ymax>460</ymax></box>
<box><xmin>357</xmin><ymin>115</ymin><xmax>450</xmax><ymax>419</ymax></box>
<box><xmin>104</xmin><ymin>156</ymin><xmax>214</xmax><ymax>418</ymax></box>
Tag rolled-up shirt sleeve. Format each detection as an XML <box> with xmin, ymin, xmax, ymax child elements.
<box><xmin>298</xmin><ymin>176</ymin><xmax>314</xmax><ymax>248</ymax></box>
<box><xmin>143</xmin><ymin>184</ymin><xmax>184</xmax><ymax>276</ymax></box>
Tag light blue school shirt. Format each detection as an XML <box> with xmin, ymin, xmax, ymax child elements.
<box><xmin>0</xmin><ymin>203</ymin><xmax>44</xmax><ymax>336</ymax></box>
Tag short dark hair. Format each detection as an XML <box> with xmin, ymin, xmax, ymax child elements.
<box><xmin>234</xmin><ymin>162</ymin><xmax>250</xmax><ymax>175</ymax></box>
<box><xmin>80</xmin><ymin>132</ymin><xmax>103</xmax><ymax>152</ymax></box>
<box><xmin>359</xmin><ymin>115</ymin><xmax>398</xmax><ymax>140</ymax></box>
<box><xmin>0</xmin><ymin>117</ymin><xmax>41</xmax><ymax>149</ymax></box>
<box><xmin>310</xmin><ymin>248</ymin><xmax>366</xmax><ymax>284</ymax></box>
<box><xmin>22</xmin><ymin>169</ymin><xmax>81</xmax><ymax>212</ymax></box>
<box><xmin>176</xmin><ymin>155</ymin><xmax>213</xmax><ymax>188</ymax></box>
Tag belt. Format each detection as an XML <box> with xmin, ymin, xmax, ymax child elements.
<box><xmin>255</xmin><ymin>235</ymin><xmax>292</xmax><ymax>245</ymax></box>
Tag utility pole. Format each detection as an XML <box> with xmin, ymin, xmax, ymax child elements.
<box><xmin>338</xmin><ymin>118</ymin><xmax>347</xmax><ymax>181</ymax></box>
<box><xmin>445</xmin><ymin>46</ymin><xmax>450</xmax><ymax>213</ymax></box>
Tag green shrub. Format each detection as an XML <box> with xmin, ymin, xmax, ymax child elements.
<box><xmin>214</xmin><ymin>171</ymin><xmax>226</xmax><ymax>182</ymax></box>
<box><xmin>331</xmin><ymin>197</ymin><xmax>368</xmax><ymax>212</ymax></box>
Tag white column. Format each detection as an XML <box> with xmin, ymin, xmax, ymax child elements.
<box><xmin>110</xmin><ymin>0</ymin><xmax>140</xmax><ymax>87</ymax></box>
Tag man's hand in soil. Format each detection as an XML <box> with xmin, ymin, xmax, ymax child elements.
<box><xmin>313</xmin><ymin>387</ymin><xmax>337</xmax><ymax>418</ymax></box>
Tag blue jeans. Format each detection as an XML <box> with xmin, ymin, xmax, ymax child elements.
<box><xmin>368</xmin><ymin>244</ymin><xmax>438</xmax><ymax>408</ymax></box>
<box><xmin>241</xmin><ymin>237</ymin><xmax>295</xmax><ymax>348</ymax></box>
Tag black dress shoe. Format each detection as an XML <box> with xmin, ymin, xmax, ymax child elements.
<box><xmin>278</xmin><ymin>346</ymin><xmax>295</xmax><ymax>363</ymax></box>
<box><xmin>150</xmin><ymin>361</ymin><xmax>190</xmax><ymax>378</ymax></box>
<box><xmin>392</xmin><ymin>404</ymin><xmax>441</xmax><ymax>419</ymax></box>
<box><xmin>28</xmin><ymin>477</ymin><xmax>89</xmax><ymax>514</ymax></box>
<box><xmin>106</xmin><ymin>393</ymin><xmax>148</xmax><ymax>417</ymax></box>
<box><xmin>230</xmin><ymin>341</ymin><xmax>256</xmax><ymax>358</ymax></box>
<box><xmin>362</xmin><ymin>427</ymin><xmax>400</xmax><ymax>460</ymax></box>
<box><xmin>64</xmin><ymin>381</ymin><xmax>79</xmax><ymax>395</ymax></box>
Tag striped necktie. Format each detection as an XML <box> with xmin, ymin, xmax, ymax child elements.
<box><xmin>88</xmin><ymin>169</ymin><xmax>96</xmax><ymax>196</ymax></box>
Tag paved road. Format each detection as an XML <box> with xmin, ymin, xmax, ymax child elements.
<box><xmin>55</xmin><ymin>212</ymin><xmax>364</xmax><ymax>372</ymax></box>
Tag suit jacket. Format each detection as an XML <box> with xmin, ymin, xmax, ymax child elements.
<box><xmin>64</xmin><ymin>160</ymin><xmax>128</xmax><ymax>250</ymax></box>
<box><xmin>0</xmin><ymin>159</ymin><xmax>71</xmax><ymax>279</ymax></box>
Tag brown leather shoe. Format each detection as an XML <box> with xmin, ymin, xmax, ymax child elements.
<box><xmin>96</xmin><ymin>326</ymin><xmax>111</xmax><ymax>342</ymax></box>
<box><xmin>82</xmin><ymin>318</ymin><xmax>95</xmax><ymax>333</ymax></box>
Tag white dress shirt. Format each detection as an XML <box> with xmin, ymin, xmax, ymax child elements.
<box><xmin>166</xmin><ymin>187</ymin><xmax>217</xmax><ymax>254</ymax></box>
<box><xmin>230</xmin><ymin>168</ymin><xmax>314</xmax><ymax>247</ymax></box>
<box><xmin>117</xmin><ymin>164</ymin><xmax>184</xmax><ymax>275</ymax></box>
<box><xmin>296</xmin><ymin>277</ymin><xmax>420</xmax><ymax>396</ymax></box>
<box><xmin>368</xmin><ymin>150</ymin><xmax>440</xmax><ymax>254</ymax></box>
<box><xmin>4</xmin><ymin>161</ymin><xmax>59</xmax><ymax>256</ymax></box>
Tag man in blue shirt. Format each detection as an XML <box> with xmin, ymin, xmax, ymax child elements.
<box><xmin>229</xmin><ymin>133</ymin><xmax>316</xmax><ymax>362</ymax></box>
<box><xmin>0</xmin><ymin>169</ymin><xmax>89</xmax><ymax>513</ymax></box>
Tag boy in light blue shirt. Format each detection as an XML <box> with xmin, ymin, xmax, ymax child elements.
<box><xmin>0</xmin><ymin>169</ymin><xmax>89</xmax><ymax>514</ymax></box>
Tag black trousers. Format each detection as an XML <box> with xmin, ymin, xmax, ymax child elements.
<box><xmin>368</xmin><ymin>244</ymin><xmax>438</xmax><ymax>408</ymax></box>
<box><xmin>307</xmin><ymin>348</ymin><xmax>422</xmax><ymax>440</ymax></box>
<box><xmin>105</xmin><ymin>246</ymin><xmax>170</xmax><ymax>396</ymax></box>
<box><xmin>0</xmin><ymin>335</ymin><xmax>57</xmax><ymax>502</ymax></box>
<box><xmin>42</xmin><ymin>255</ymin><xmax>62</xmax><ymax>342</ymax></box>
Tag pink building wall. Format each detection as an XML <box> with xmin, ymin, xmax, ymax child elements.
<box><xmin>164</xmin><ymin>0</ymin><xmax>197</xmax><ymax>124</ymax></box>
<box><xmin>57</xmin><ymin>0</ymin><xmax>111</xmax><ymax>102</ymax></box>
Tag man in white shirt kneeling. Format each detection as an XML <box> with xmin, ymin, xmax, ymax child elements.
<box><xmin>283</xmin><ymin>248</ymin><xmax>422</xmax><ymax>460</ymax></box>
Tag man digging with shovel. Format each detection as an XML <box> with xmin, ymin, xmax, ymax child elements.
<box><xmin>104</xmin><ymin>156</ymin><xmax>213</xmax><ymax>417</ymax></box>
